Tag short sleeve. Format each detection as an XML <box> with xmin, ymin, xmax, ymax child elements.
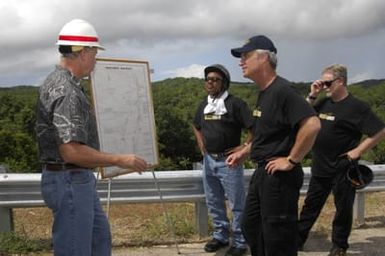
<box><xmin>193</xmin><ymin>101</ymin><xmax>205</xmax><ymax>130</ymax></box>
<box><xmin>284</xmin><ymin>88</ymin><xmax>316</xmax><ymax>127</ymax></box>
<box><xmin>237</xmin><ymin>99</ymin><xmax>254</xmax><ymax>129</ymax></box>
<box><xmin>360</xmin><ymin>105</ymin><xmax>385</xmax><ymax>136</ymax></box>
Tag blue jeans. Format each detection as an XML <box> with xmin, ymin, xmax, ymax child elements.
<box><xmin>41</xmin><ymin>169</ymin><xmax>111</xmax><ymax>256</ymax></box>
<box><xmin>203</xmin><ymin>154</ymin><xmax>246</xmax><ymax>249</ymax></box>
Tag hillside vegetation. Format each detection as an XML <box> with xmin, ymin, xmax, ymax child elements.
<box><xmin>1</xmin><ymin>78</ymin><xmax>385</xmax><ymax>172</ymax></box>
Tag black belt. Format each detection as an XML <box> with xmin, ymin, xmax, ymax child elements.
<box><xmin>43</xmin><ymin>163</ymin><xmax>84</xmax><ymax>171</ymax></box>
<box><xmin>254</xmin><ymin>160</ymin><xmax>267</xmax><ymax>169</ymax></box>
<box><xmin>208</xmin><ymin>152</ymin><xmax>227</xmax><ymax>160</ymax></box>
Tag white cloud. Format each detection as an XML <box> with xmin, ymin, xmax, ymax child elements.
<box><xmin>164</xmin><ymin>64</ymin><xmax>205</xmax><ymax>79</ymax></box>
<box><xmin>350</xmin><ymin>72</ymin><xmax>375</xmax><ymax>84</ymax></box>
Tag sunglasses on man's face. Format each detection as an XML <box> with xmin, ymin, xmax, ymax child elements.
<box><xmin>322</xmin><ymin>78</ymin><xmax>338</xmax><ymax>88</ymax></box>
<box><xmin>205</xmin><ymin>77</ymin><xmax>223</xmax><ymax>83</ymax></box>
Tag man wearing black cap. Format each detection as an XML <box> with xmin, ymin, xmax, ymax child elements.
<box><xmin>228</xmin><ymin>35</ymin><xmax>321</xmax><ymax>256</ymax></box>
<box><xmin>193</xmin><ymin>64</ymin><xmax>254</xmax><ymax>256</ymax></box>
<box><xmin>298</xmin><ymin>64</ymin><xmax>385</xmax><ymax>256</ymax></box>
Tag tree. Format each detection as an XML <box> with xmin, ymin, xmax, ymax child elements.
<box><xmin>2</xmin><ymin>80</ymin><xmax>385</xmax><ymax>172</ymax></box>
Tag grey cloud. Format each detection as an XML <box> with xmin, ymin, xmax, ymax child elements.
<box><xmin>0</xmin><ymin>0</ymin><xmax>384</xmax><ymax>86</ymax></box>
<box><xmin>85</xmin><ymin>0</ymin><xmax>385</xmax><ymax>43</ymax></box>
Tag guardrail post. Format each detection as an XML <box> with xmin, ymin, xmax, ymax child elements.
<box><xmin>0</xmin><ymin>166</ymin><xmax>13</xmax><ymax>232</ymax></box>
<box><xmin>0</xmin><ymin>207</ymin><xmax>13</xmax><ymax>232</ymax></box>
<box><xmin>195</xmin><ymin>201</ymin><xmax>208</xmax><ymax>238</ymax></box>
<box><xmin>193</xmin><ymin>163</ymin><xmax>208</xmax><ymax>237</ymax></box>
<box><xmin>353</xmin><ymin>191</ymin><xmax>365</xmax><ymax>227</ymax></box>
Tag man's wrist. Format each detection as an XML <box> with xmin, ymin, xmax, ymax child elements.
<box><xmin>307</xmin><ymin>93</ymin><xmax>317</xmax><ymax>100</ymax></box>
<box><xmin>287</xmin><ymin>156</ymin><xmax>300</xmax><ymax>166</ymax></box>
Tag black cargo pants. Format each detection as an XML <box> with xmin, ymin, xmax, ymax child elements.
<box><xmin>242</xmin><ymin>164</ymin><xmax>304</xmax><ymax>256</ymax></box>
<box><xmin>298</xmin><ymin>171</ymin><xmax>356</xmax><ymax>250</ymax></box>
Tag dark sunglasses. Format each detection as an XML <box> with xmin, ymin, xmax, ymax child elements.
<box><xmin>322</xmin><ymin>78</ymin><xmax>339</xmax><ymax>88</ymax></box>
<box><xmin>205</xmin><ymin>77</ymin><xmax>223</xmax><ymax>83</ymax></box>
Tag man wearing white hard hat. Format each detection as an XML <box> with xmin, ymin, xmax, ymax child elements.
<box><xmin>36</xmin><ymin>19</ymin><xmax>148</xmax><ymax>256</ymax></box>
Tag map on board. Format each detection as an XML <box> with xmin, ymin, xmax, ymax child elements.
<box><xmin>90</xmin><ymin>58</ymin><xmax>159</xmax><ymax>178</ymax></box>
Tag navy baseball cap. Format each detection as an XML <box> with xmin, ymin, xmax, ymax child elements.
<box><xmin>231</xmin><ymin>35</ymin><xmax>277</xmax><ymax>57</ymax></box>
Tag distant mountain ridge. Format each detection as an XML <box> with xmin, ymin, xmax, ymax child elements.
<box><xmin>352</xmin><ymin>79</ymin><xmax>385</xmax><ymax>87</ymax></box>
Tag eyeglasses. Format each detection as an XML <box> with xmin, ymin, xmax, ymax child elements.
<box><xmin>240</xmin><ymin>51</ymin><xmax>257</xmax><ymax>61</ymax></box>
<box><xmin>205</xmin><ymin>77</ymin><xmax>223</xmax><ymax>83</ymax></box>
<box><xmin>322</xmin><ymin>77</ymin><xmax>339</xmax><ymax>88</ymax></box>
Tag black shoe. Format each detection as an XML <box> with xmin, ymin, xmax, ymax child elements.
<box><xmin>298</xmin><ymin>244</ymin><xmax>304</xmax><ymax>251</ymax></box>
<box><xmin>297</xmin><ymin>236</ymin><xmax>305</xmax><ymax>251</ymax></box>
<box><xmin>225</xmin><ymin>246</ymin><xmax>247</xmax><ymax>256</ymax></box>
<box><xmin>297</xmin><ymin>241</ymin><xmax>304</xmax><ymax>251</ymax></box>
<box><xmin>328</xmin><ymin>247</ymin><xmax>347</xmax><ymax>256</ymax></box>
<box><xmin>204</xmin><ymin>238</ymin><xmax>229</xmax><ymax>252</ymax></box>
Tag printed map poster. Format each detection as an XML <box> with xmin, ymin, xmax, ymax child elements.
<box><xmin>90</xmin><ymin>58</ymin><xmax>159</xmax><ymax>178</ymax></box>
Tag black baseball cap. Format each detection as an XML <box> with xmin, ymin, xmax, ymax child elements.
<box><xmin>231</xmin><ymin>35</ymin><xmax>277</xmax><ymax>57</ymax></box>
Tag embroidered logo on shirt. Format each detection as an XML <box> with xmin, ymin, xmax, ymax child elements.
<box><xmin>204</xmin><ymin>114</ymin><xmax>222</xmax><ymax>120</ymax></box>
<box><xmin>319</xmin><ymin>113</ymin><xmax>335</xmax><ymax>121</ymax></box>
<box><xmin>253</xmin><ymin>108</ymin><xmax>262</xmax><ymax>117</ymax></box>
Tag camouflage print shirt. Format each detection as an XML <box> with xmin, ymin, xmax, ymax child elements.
<box><xmin>36</xmin><ymin>65</ymin><xmax>99</xmax><ymax>163</ymax></box>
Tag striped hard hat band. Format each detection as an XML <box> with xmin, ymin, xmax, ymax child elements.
<box><xmin>58</xmin><ymin>35</ymin><xmax>98</xmax><ymax>42</ymax></box>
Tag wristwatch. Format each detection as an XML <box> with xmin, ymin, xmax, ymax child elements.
<box><xmin>287</xmin><ymin>157</ymin><xmax>300</xmax><ymax>166</ymax></box>
<box><xmin>307</xmin><ymin>94</ymin><xmax>317</xmax><ymax>100</ymax></box>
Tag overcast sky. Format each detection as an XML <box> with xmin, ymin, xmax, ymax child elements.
<box><xmin>1</xmin><ymin>0</ymin><xmax>385</xmax><ymax>87</ymax></box>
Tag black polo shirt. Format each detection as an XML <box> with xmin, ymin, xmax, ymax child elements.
<box><xmin>312</xmin><ymin>94</ymin><xmax>385</xmax><ymax>177</ymax></box>
<box><xmin>250</xmin><ymin>76</ymin><xmax>316</xmax><ymax>162</ymax></box>
<box><xmin>193</xmin><ymin>94</ymin><xmax>254</xmax><ymax>153</ymax></box>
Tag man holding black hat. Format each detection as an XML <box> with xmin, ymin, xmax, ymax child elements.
<box><xmin>193</xmin><ymin>64</ymin><xmax>254</xmax><ymax>256</ymax></box>
<box><xmin>298</xmin><ymin>64</ymin><xmax>385</xmax><ymax>256</ymax></box>
<box><xmin>228</xmin><ymin>35</ymin><xmax>321</xmax><ymax>256</ymax></box>
<box><xmin>36</xmin><ymin>19</ymin><xmax>148</xmax><ymax>256</ymax></box>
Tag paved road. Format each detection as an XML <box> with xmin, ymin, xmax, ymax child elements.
<box><xmin>112</xmin><ymin>226</ymin><xmax>385</xmax><ymax>256</ymax></box>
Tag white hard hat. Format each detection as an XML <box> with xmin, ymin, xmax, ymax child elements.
<box><xmin>56</xmin><ymin>19</ymin><xmax>104</xmax><ymax>50</ymax></box>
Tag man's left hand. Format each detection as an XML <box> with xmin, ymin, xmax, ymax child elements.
<box><xmin>265</xmin><ymin>157</ymin><xmax>294</xmax><ymax>174</ymax></box>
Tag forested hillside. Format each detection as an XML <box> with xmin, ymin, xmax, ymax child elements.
<box><xmin>0</xmin><ymin>86</ymin><xmax>38</xmax><ymax>171</ymax></box>
<box><xmin>1</xmin><ymin>78</ymin><xmax>385</xmax><ymax>172</ymax></box>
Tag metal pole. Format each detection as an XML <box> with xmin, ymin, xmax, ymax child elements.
<box><xmin>97</xmin><ymin>171</ymin><xmax>112</xmax><ymax>219</ymax></box>
<box><xmin>106</xmin><ymin>178</ymin><xmax>112</xmax><ymax>218</ymax></box>
<box><xmin>151</xmin><ymin>169</ymin><xmax>181</xmax><ymax>254</ymax></box>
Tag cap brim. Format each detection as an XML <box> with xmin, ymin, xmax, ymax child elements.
<box><xmin>231</xmin><ymin>44</ymin><xmax>256</xmax><ymax>58</ymax></box>
<box><xmin>204</xmin><ymin>66</ymin><xmax>221</xmax><ymax>76</ymax></box>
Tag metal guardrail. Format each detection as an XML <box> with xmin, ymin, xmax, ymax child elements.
<box><xmin>0</xmin><ymin>170</ymin><xmax>208</xmax><ymax>236</ymax></box>
<box><xmin>1</xmin><ymin>165</ymin><xmax>385</xmax><ymax>236</ymax></box>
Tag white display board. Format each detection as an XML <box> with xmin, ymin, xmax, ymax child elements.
<box><xmin>90</xmin><ymin>58</ymin><xmax>159</xmax><ymax>178</ymax></box>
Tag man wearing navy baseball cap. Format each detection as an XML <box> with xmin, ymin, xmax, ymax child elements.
<box><xmin>226</xmin><ymin>35</ymin><xmax>321</xmax><ymax>256</ymax></box>
<box><xmin>230</xmin><ymin>35</ymin><xmax>277</xmax><ymax>57</ymax></box>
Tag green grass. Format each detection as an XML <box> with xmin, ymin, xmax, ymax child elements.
<box><xmin>0</xmin><ymin>232</ymin><xmax>50</xmax><ymax>255</ymax></box>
